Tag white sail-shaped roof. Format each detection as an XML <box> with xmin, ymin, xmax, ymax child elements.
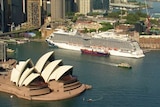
<box><xmin>35</xmin><ymin>51</ymin><xmax>54</xmax><ymax>73</ymax></box>
<box><xmin>48</xmin><ymin>65</ymin><xmax>73</xmax><ymax>81</ymax></box>
<box><xmin>15</xmin><ymin>59</ymin><xmax>34</xmax><ymax>86</ymax></box>
<box><xmin>22</xmin><ymin>73</ymin><xmax>40</xmax><ymax>86</ymax></box>
<box><xmin>10</xmin><ymin>51</ymin><xmax>76</xmax><ymax>87</ymax></box>
<box><xmin>16</xmin><ymin>59</ymin><xmax>34</xmax><ymax>73</ymax></box>
<box><xmin>41</xmin><ymin>59</ymin><xmax>62</xmax><ymax>82</ymax></box>
<box><xmin>55</xmin><ymin>65</ymin><xmax>73</xmax><ymax>80</ymax></box>
<box><xmin>10</xmin><ymin>68</ymin><xmax>21</xmax><ymax>83</ymax></box>
<box><xmin>16</xmin><ymin>61</ymin><xmax>26</xmax><ymax>72</ymax></box>
<box><xmin>18</xmin><ymin>67</ymin><xmax>36</xmax><ymax>87</ymax></box>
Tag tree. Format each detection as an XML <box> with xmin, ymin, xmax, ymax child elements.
<box><xmin>71</xmin><ymin>16</ymin><xmax>78</xmax><ymax>23</ymax></box>
<box><xmin>124</xmin><ymin>13</ymin><xmax>140</xmax><ymax>24</ymax></box>
<box><xmin>98</xmin><ymin>22</ymin><xmax>113</xmax><ymax>31</ymax></box>
<box><xmin>107</xmin><ymin>12</ymin><xmax>120</xmax><ymax>19</ymax></box>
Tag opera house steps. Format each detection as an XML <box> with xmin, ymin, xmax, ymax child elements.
<box><xmin>0</xmin><ymin>51</ymin><xmax>91</xmax><ymax>101</ymax></box>
<box><xmin>64</xmin><ymin>81</ymin><xmax>81</xmax><ymax>88</ymax></box>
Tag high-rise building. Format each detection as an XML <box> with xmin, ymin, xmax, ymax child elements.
<box><xmin>42</xmin><ymin>0</ymin><xmax>47</xmax><ymax>24</ymax></box>
<box><xmin>11</xmin><ymin>0</ymin><xmax>27</xmax><ymax>26</ymax></box>
<box><xmin>93</xmin><ymin>0</ymin><xmax>109</xmax><ymax>11</ymax></box>
<box><xmin>27</xmin><ymin>0</ymin><xmax>41</xmax><ymax>27</ymax></box>
<box><xmin>76</xmin><ymin>0</ymin><xmax>93</xmax><ymax>15</ymax></box>
<box><xmin>46</xmin><ymin>0</ymin><xmax>51</xmax><ymax>15</ymax></box>
<box><xmin>0</xmin><ymin>0</ymin><xmax>10</xmax><ymax>32</ymax></box>
<box><xmin>51</xmin><ymin>0</ymin><xmax>65</xmax><ymax>21</ymax></box>
<box><xmin>65</xmin><ymin>0</ymin><xmax>74</xmax><ymax>14</ymax></box>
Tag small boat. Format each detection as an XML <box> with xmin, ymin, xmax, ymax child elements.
<box><xmin>7</xmin><ymin>48</ymin><xmax>15</xmax><ymax>53</ymax></box>
<box><xmin>16</xmin><ymin>40</ymin><xmax>27</xmax><ymax>44</ymax></box>
<box><xmin>117</xmin><ymin>63</ymin><xmax>132</xmax><ymax>69</ymax></box>
<box><xmin>81</xmin><ymin>48</ymin><xmax>110</xmax><ymax>57</ymax></box>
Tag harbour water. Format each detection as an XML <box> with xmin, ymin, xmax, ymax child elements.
<box><xmin>137</xmin><ymin>0</ymin><xmax>160</xmax><ymax>15</ymax></box>
<box><xmin>1</xmin><ymin>41</ymin><xmax>160</xmax><ymax>107</ymax></box>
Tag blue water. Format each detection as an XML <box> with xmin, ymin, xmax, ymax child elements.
<box><xmin>2</xmin><ymin>41</ymin><xmax>160</xmax><ymax>107</ymax></box>
<box><xmin>2</xmin><ymin>2</ymin><xmax>160</xmax><ymax>106</ymax></box>
<box><xmin>137</xmin><ymin>0</ymin><xmax>160</xmax><ymax>14</ymax></box>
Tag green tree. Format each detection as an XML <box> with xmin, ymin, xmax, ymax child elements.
<box><xmin>89</xmin><ymin>29</ymin><xmax>96</xmax><ymax>32</ymax></box>
<box><xmin>71</xmin><ymin>16</ymin><xmax>78</xmax><ymax>23</ymax></box>
<box><xmin>107</xmin><ymin>12</ymin><xmax>120</xmax><ymax>19</ymax></box>
<box><xmin>98</xmin><ymin>22</ymin><xmax>113</xmax><ymax>31</ymax></box>
<box><xmin>124</xmin><ymin>13</ymin><xmax>140</xmax><ymax>24</ymax></box>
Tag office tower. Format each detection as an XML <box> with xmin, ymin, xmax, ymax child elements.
<box><xmin>0</xmin><ymin>0</ymin><xmax>10</xmax><ymax>32</ymax></box>
<box><xmin>103</xmin><ymin>0</ymin><xmax>109</xmax><ymax>11</ymax></box>
<box><xmin>51</xmin><ymin>0</ymin><xmax>65</xmax><ymax>21</ymax></box>
<box><xmin>46</xmin><ymin>0</ymin><xmax>51</xmax><ymax>15</ymax></box>
<box><xmin>93</xmin><ymin>0</ymin><xmax>109</xmax><ymax>11</ymax></box>
<box><xmin>42</xmin><ymin>0</ymin><xmax>47</xmax><ymax>23</ymax></box>
<box><xmin>76</xmin><ymin>0</ymin><xmax>93</xmax><ymax>15</ymax></box>
<box><xmin>11</xmin><ymin>0</ymin><xmax>26</xmax><ymax>26</ymax></box>
<box><xmin>27</xmin><ymin>0</ymin><xmax>41</xmax><ymax>27</ymax></box>
<box><xmin>73</xmin><ymin>0</ymin><xmax>78</xmax><ymax>12</ymax></box>
<box><xmin>22</xmin><ymin>0</ymin><xmax>27</xmax><ymax>22</ymax></box>
<box><xmin>65</xmin><ymin>0</ymin><xmax>74</xmax><ymax>14</ymax></box>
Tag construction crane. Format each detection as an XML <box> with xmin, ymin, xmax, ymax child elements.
<box><xmin>145</xmin><ymin>0</ymin><xmax>151</xmax><ymax>34</ymax></box>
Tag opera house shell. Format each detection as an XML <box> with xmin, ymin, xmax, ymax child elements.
<box><xmin>0</xmin><ymin>51</ymin><xmax>90</xmax><ymax>100</ymax></box>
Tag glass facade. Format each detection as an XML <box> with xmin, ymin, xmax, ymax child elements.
<box><xmin>93</xmin><ymin>0</ymin><xmax>109</xmax><ymax>11</ymax></box>
<box><xmin>11</xmin><ymin>0</ymin><xmax>26</xmax><ymax>26</ymax></box>
<box><xmin>0</xmin><ymin>0</ymin><xmax>10</xmax><ymax>32</ymax></box>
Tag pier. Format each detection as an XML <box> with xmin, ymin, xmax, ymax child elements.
<box><xmin>110</xmin><ymin>3</ymin><xmax>140</xmax><ymax>10</ymax></box>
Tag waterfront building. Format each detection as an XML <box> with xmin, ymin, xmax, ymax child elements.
<box><xmin>93</xmin><ymin>0</ymin><xmax>109</xmax><ymax>11</ymax></box>
<box><xmin>0</xmin><ymin>51</ymin><xmax>90</xmax><ymax>101</ymax></box>
<box><xmin>0</xmin><ymin>41</ymin><xmax>7</xmax><ymax>62</ymax></box>
<box><xmin>139</xmin><ymin>35</ymin><xmax>160</xmax><ymax>49</ymax></box>
<box><xmin>51</xmin><ymin>0</ymin><xmax>65</xmax><ymax>21</ymax></box>
<box><xmin>76</xmin><ymin>0</ymin><xmax>93</xmax><ymax>15</ymax></box>
<box><xmin>110</xmin><ymin>0</ymin><xmax>128</xmax><ymax>3</ymax></box>
<box><xmin>27</xmin><ymin>0</ymin><xmax>41</xmax><ymax>27</ymax></box>
<box><xmin>74</xmin><ymin>20</ymin><xmax>102</xmax><ymax>31</ymax></box>
<box><xmin>134</xmin><ymin>21</ymin><xmax>147</xmax><ymax>34</ymax></box>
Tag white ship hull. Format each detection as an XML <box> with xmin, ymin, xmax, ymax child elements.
<box><xmin>46</xmin><ymin>39</ymin><xmax>144</xmax><ymax>58</ymax></box>
<box><xmin>54</xmin><ymin>42</ymin><xmax>82</xmax><ymax>51</ymax></box>
<box><xmin>46</xmin><ymin>30</ymin><xmax>145</xmax><ymax>58</ymax></box>
<box><xmin>109</xmin><ymin>50</ymin><xmax>145</xmax><ymax>58</ymax></box>
<box><xmin>46</xmin><ymin>38</ymin><xmax>83</xmax><ymax>51</ymax></box>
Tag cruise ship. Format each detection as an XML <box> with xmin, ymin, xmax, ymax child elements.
<box><xmin>46</xmin><ymin>29</ymin><xmax>145</xmax><ymax>58</ymax></box>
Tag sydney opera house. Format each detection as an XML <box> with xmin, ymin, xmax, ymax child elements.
<box><xmin>0</xmin><ymin>51</ymin><xmax>91</xmax><ymax>100</ymax></box>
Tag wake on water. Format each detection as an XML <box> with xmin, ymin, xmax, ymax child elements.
<box><xmin>91</xmin><ymin>60</ymin><xmax>118</xmax><ymax>67</ymax></box>
<box><xmin>105</xmin><ymin>62</ymin><xmax>117</xmax><ymax>66</ymax></box>
<box><xmin>83</xmin><ymin>96</ymin><xmax>103</xmax><ymax>102</ymax></box>
<box><xmin>75</xmin><ymin>57</ymin><xmax>118</xmax><ymax>67</ymax></box>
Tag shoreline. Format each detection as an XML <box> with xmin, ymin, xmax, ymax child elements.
<box><xmin>4</xmin><ymin>37</ymin><xmax>160</xmax><ymax>52</ymax></box>
<box><xmin>142</xmin><ymin>48</ymin><xmax>160</xmax><ymax>53</ymax></box>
